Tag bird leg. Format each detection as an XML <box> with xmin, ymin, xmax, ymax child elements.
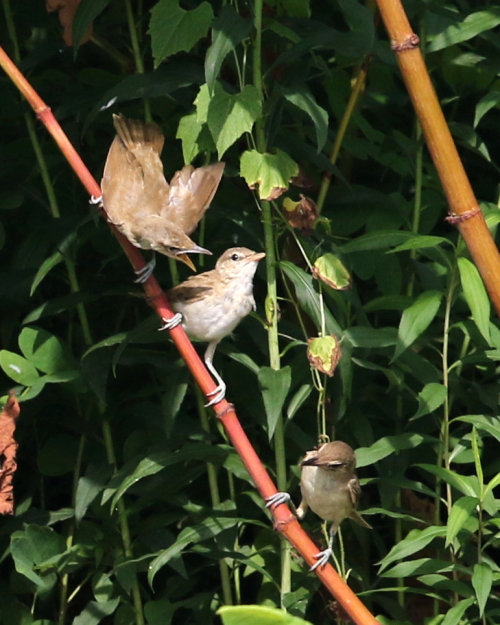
<box><xmin>134</xmin><ymin>252</ymin><xmax>156</xmax><ymax>283</ymax></box>
<box><xmin>265</xmin><ymin>492</ymin><xmax>292</xmax><ymax>509</ymax></box>
<box><xmin>204</xmin><ymin>341</ymin><xmax>225</xmax><ymax>407</ymax></box>
<box><xmin>310</xmin><ymin>524</ymin><xmax>336</xmax><ymax>571</ymax></box>
<box><xmin>159</xmin><ymin>313</ymin><xmax>183</xmax><ymax>331</ymax></box>
<box><xmin>89</xmin><ymin>195</ymin><xmax>103</xmax><ymax>206</ymax></box>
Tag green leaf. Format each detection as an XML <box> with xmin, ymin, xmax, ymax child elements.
<box><xmin>356</xmin><ymin>433</ymin><xmax>426</xmax><ymax>468</ymax></box>
<box><xmin>417</xmin><ymin>464</ymin><xmax>478</xmax><ymax>498</ymax></box>
<box><xmin>30</xmin><ymin>249</ymin><xmax>64</xmax><ymax>296</ymax></box>
<box><xmin>207</xmin><ymin>84</ymin><xmax>262</xmax><ymax>158</ymax></box>
<box><xmin>341</xmin><ymin>230</ymin><xmax>413</xmax><ymax>254</ymax></box>
<box><xmin>258</xmin><ymin>367</ymin><xmax>292</xmax><ymax>439</ymax></box>
<box><xmin>474</xmin><ymin>91</ymin><xmax>500</xmax><ymax>128</ymax></box>
<box><xmin>312</xmin><ymin>253</ymin><xmax>351</xmax><ymax>290</ymax></box>
<box><xmin>240</xmin><ymin>149</ymin><xmax>298</xmax><ymax>200</ymax></box>
<box><xmin>344</xmin><ymin>327</ymin><xmax>397</xmax><ymax>348</ymax></box>
<box><xmin>11</xmin><ymin>525</ymin><xmax>65</xmax><ymax>589</ymax></box>
<box><xmin>393</xmin><ymin>291</ymin><xmax>442</xmax><ymax>361</ymax></box>
<box><xmin>18</xmin><ymin>327</ymin><xmax>71</xmax><ymax>375</ymax></box>
<box><xmin>388</xmin><ymin>235</ymin><xmax>451</xmax><ymax>254</ymax></box>
<box><xmin>279</xmin><ymin>261</ymin><xmax>342</xmax><ymax>336</ymax></box>
<box><xmin>0</xmin><ymin>350</ymin><xmax>40</xmax><ymax>386</ymax></box>
<box><xmin>205</xmin><ymin>6</ymin><xmax>252</xmax><ymax>94</ymax></box>
<box><xmin>75</xmin><ymin>463</ymin><xmax>113</xmax><ymax>523</ymax></box>
<box><xmin>445</xmin><ymin>496</ymin><xmax>479</xmax><ymax>547</ymax></box>
<box><xmin>23</xmin><ymin>293</ymin><xmax>97</xmax><ymax>324</ymax></box>
<box><xmin>282</xmin><ymin>85</ymin><xmax>328</xmax><ymax>152</ymax></box>
<box><xmin>455</xmin><ymin>414</ymin><xmax>500</xmax><ymax>444</ymax></box>
<box><xmin>218</xmin><ymin>605</ymin><xmax>314</xmax><ymax>625</ymax></box>
<box><xmin>381</xmin><ymin>557</ymin><xmax>451</xmax><ymax>578</ymax></box>
<box><xmin>472</xmin><ymin>562</ymin><xmax>492</xmax><ymax>616</ymax></box>
<box><xmin>72</xmin><ymin>0</ymin><xmax>110</xmax><ymax>55</ymax></box>
<box><xmin>176</xmin><ymin>113</ymin><xmax>214</xmax><ymax>163</ymax></box>
<box><xmin>149</xmin><ymin>0</ymin><xmax>214</xmax><ymax>67</ymax></box>
<box><xmin>380</xmin><ymin>525</ymin><xmax>449</xmax><ymax>572</ymax></box>
<box><xmin>287</xmin><ymin>384</ymin><xmax>313</xmax><ymax>419</ymax></box>
<box><xmin>428</xmin><ymin>9</ymin><xmax>500</xmax><ymax>52</ymax></box>
<box><xmin>412</xmin><ymin>383</ymin><xmax>447</xmax><ymax>420</ymax></box>
<box><xmin>148</xmin><ymin>505</ymin><xmax>239</xmax><ymax>584</ymax></box>
<box><xmin>457</xmin><ymin>257</ymin><xmax>491</xmax><ymax>344</ymax></box>
<box><xmin>73</xmin><ymin>598</ymin><xmax>120</xmax><ymax>625</ymax></box>
<box><xmin>440</xmin><ymin>597</ymin><xmax>475</xmax><ymax>625</ymax></box>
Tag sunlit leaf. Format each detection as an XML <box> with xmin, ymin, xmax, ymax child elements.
<box><xmin>445</xmin><ymin>496</ymin><xmax>478</xmax><ymax>547</ymax></box>
<box><xmin>472</xmin><ymin>562</ymin><xmax>492</xmax><ymax>616</ymax></box>
<box><xmin>393</xmin><ymin>291</ymin><xmax>442</xmax><ymax>361</ymax></box>
<box><xmin>457</xmin><ymin>257</ymin><xmax>491</xmax><ymax>344</ymax></box>
<box><xmin>258</xmin><ymin>366</ymin><xmax>292</xmax><ymax>438</ymax></box>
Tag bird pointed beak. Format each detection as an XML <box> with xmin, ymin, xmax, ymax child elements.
<box><xmin>177</xmin><ymin>254</ymin><xmax>197</xmax><ymax>271</ymax></box>
<box><xmin>246</xmin><ymin>251</ymin><xmax>266</xmax><ymax>263</ymax></box>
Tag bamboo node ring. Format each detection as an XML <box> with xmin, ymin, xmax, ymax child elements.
<box><xmin>445</xmin><ymin>207</ymin><xmax>481</xmax><ymax>223</ymax></box>
<box><xmin>391</xmin><ymin>34</ymin><xmax>420</xmax><ymax>52</ymax></box>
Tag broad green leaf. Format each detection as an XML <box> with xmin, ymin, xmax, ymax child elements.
<box><xmin>388</xmin><ymin>235</ymin><xmax>450</xmax><ymax>254</ymax></box>
<box><xmin>380</xmin><ymin>525</ymin><xmax>449</xmax><ymax>571</ymax></box>
<box><xmin>72</xmin><ymin>0</ymin><xmax>110</xmax><ymax>55</ymax></box>
<box><xmin>412</xmin><ymin>383</ymin><xmax>447</xmax><ymax>420</ymax></box>
<box><xmin>417</xmin><ymin>464</ymin><xmax>478</xmax><ymax>497</ymax></box>
<box><xmin>456</xmin><ymin>414</ymin><xmax>500</xmax><ymax>443</ymax></box>
<box><xmin>474</xmin><ymin>91</ymin><xmax>500</xmax><ymax>128</ymax></box>
<box><xmin>445</xmin><ymin>496</ymin><xmax>479</xmax><ymax>547</ymax></box>
<box><xmin>11</xmin><ymin>525</ymin><xmax>65</xmax><ymax>588</ymax></box>
<box><xmin>393</xmin><ymin>291</ymin><xmax>442</xmax><ymax>360</ymax></box>
<box><xmin>428</xmin><ymin>9</ymin><xmax>500</xmax><ymax>52</ymax></box>
<box><xmin>344</xmin><ymin>327</ymin><xmax>397</xmax><ymax>348</ymax></box>
<box><xmin>0</xmin><ymin>350</ymin><xmax>40</xmax><ymax>386</ymax></box>
<box><xmin>258</xmin><ymin>366</ymin><xmax>292</xmax><ymax>438</ymax></box>
<box><xmin>75</xmin><ymin>463</ymin><xmax>113</xmax><ymax>523</ymax></box>
<box><xmin>148</xmin><ymin>505</ymin><xmax>239</xmax><ymax>584</ymax></box>
<box><xmin>440</xmin><ymin>597</ymin><xmax>475</xmax><ymax>625</ymax></box>
<box><xmin>18</xmin><ymin>327</ymin><xmax>71</xmax><ymax>375</ymax></box>
<box><xmin>279</xmin><ymin>261</ymin><xmax>342</xmax><ymax>336</ymax></box>
<box><xmin>205</xmin><ymin>6</ymin><xmax>252</xmax><ymax>94</ymax></box>
<box><xmin>218</xmin><ymin>605</ymin><xmax>313</xmax><ymax>625</ymax></box>
<box><xmin>472</xmin><ymin>562</ymin><xmax>492</xmax><ymax>616</ymax></box>
<box><xmin>208</xmin><ymin>84</ymin><xmax>262</xmax><ymax>158</ymax></box>
<box><xmin>149</xmin><ymin>0</ymin><xmax>214</xmax><ymax>67</ymax></box>
<box><xmin>240</xmin><ymin>149</ymin><xmax>298</xmax><ymax>200</ymax></box>
<box><xmin>356</xmin><ymin>433</ymin><xmax>426</xmax><ymax>468</ymax></box>
<box><xmin>282</xmin><ymin>85</ymin><xmax>328</xmax><ymax>152</ymax></box>
<box><xmin>381</xmin><ymin>557</ymin><xmax>451</xmax><ymax>578</ymax></box>
<box><xmin>73</xmin><ymin>598</ymin><xmax>120</xmax><ymax>625</ymax></box>
<box><xmin>176</xmin><ymin>113</ymin><xmax>214</xmax><ymax>163</ymax></box>
<box><xmin>287</xmin><ymin>384</ymin><xmax>313</xmax><ymax>419</ymax></box>
<box><xmin>457</xmin><ymin>257</ymin><xmax>490</xmax><ymax>344</ymax></box>
<box><xmin>341</xmin><ymin>230</ymin><xmax>413</xmax><ymax>254</ymax></box>
<box><xmin>312</xmin><ymin>253</ymin><xmax>351</xmax><ymax>290</ymax></box>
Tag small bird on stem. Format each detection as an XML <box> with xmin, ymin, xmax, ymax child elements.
<box><xmin>266</xmin><ymin>440</ymin><xmax>371</xmax><ymax>571</ymax></box>
<box><xmin>100</xmin><ymin>114</ymin><xmax>225</xmax><ymax>281</ymax></box>
<box><xmin>161</xmin><ymin>247</ymin><xmax>265</xmax><ymax>406</ymax></box>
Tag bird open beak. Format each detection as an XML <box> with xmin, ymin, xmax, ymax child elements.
<box><xmin>177</xmin><ymin>254</ymin><xmax>197</xmax><ymax>271</ymax></box>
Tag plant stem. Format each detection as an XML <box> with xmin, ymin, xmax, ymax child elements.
<box><xmin>196</xmin><ymin>388</ymin><xmax>233</xmax><ymax>606</ymax></box>
<box><xmin>252</xmin><ymin>0</ymin><xmax>291</xmax><ymax>600</ymax></box>
<box><xmin>125</xmin><ymin>0</ymin><xmax>152</xmax><ymax>122</ymax></box>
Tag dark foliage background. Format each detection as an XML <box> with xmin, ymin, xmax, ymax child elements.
<box><xmin>1</xmin><ymin>0</ymin><xmax>500</xmax><ymax>624</ymax></box>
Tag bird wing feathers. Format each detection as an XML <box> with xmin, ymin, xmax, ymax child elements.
<box><xmin>167</xmin><ymin>271</ymin><xmax>216</xmax><ymax>305</ymax></box>
<box><xmin>161</xmin><ymin>162</ymin><xmax>225</xmax><ymax>234</ymax></box>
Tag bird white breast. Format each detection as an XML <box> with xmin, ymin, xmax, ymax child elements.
<box><xmin>175</xmin><ymin>279</ymin><xmax>255</xmax><ymax>343</ymax></box>
<box><xmin>300</xmin><ymin>466</ymin><xmax>353</xmax><ymax>524</ymax></box>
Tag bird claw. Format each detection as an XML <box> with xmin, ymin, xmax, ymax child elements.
<box><xmin>265</xmin><ymin>492</ymin><xmax>291</xmax><ymax>509</ymax></box>
<box><xmin>310</xmin><ymin>548</ymin><xmax>333</xmax><ymax>571</ymax></box>
<box><xmin>89</xmin><ymin>195</ymin><xmax>103</xmax><ymax>206</ymax></box>
<box><xmin>205</xmin><ymin>382</ymin><xmax>226</xmax><ymax>407</ymax></box>
<box><xmin>135</xmin><ymin>257</ymin><xmax>156</xmax><ymax>283</ymax></box>
<box><xmin>159</xmin><ymin>313</ymin><xmax>183</xmax><ymax>331</ymax></box>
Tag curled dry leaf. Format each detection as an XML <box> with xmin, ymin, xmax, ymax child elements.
<box><xmin>249</xmin><ymin>184</ymin><xmax>287</xmax><ymax>202</ymax></box>
<box><xmin>0</xmin><ymin>392</ymin><xmax>21</xmax><ymax>515</ymax></box>
<box><xmin>282</xmin><ymin>194</ymin><xmax>317</xmax><ymax>235</ymax></box>
<box><xmin>307</xmin><ymin>335</ymin><xmax>341</xmax><ymax>377</ymax></box>
<box><xmin>312</xmin><ymin>253</ymin><xmax>351</xmax><ymax>290</ymax></box>
<box><xmin>46</xmin><ymin>0</ymin><xmax>92</xmax><ymax>46</ymax></box>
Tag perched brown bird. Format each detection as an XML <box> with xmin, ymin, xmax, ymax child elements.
<box><xmin>267</xmin><ymin>440</ymin><xmax>371</xmax><ymax>570</ymax></box>
<box><xmin>161</xmin><ymin>247</ymin><xmax>265</xmax><ymax>406</ymax></box>
<box><xmin>100</xmin><ymin>113</ymin><xmax>225</xmax><ymax>280</ymax></box>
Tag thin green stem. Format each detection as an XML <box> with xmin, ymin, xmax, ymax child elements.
<box><xmin>252</xmin><ymin>0</ymin><xmax>291</xmax><ymax>600</ymax></box>
<box><xmin>196</xmin><ymin>389</ymin><xmax>233</xmax><ymax>606</ymax></box>
<box><xmin>125</xmin><ymin>0</ymin><xmax>152</xmax><ymax>122</ymax></box>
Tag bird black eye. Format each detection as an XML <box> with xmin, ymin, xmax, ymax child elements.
<box><xmin>231</xmin><ymin>253</ymin><xmax>239</xmax><ymax>261</ymax></box>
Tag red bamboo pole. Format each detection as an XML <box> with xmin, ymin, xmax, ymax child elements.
<box><xmin>375</xmin><ymin>0</ymin><xmax>500</xmax><ymax>316</ymax></box>
<box><xmin>0</xmin><ymin>45</ymin><xmax>380</xmax><ymax>625</ymax></box>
